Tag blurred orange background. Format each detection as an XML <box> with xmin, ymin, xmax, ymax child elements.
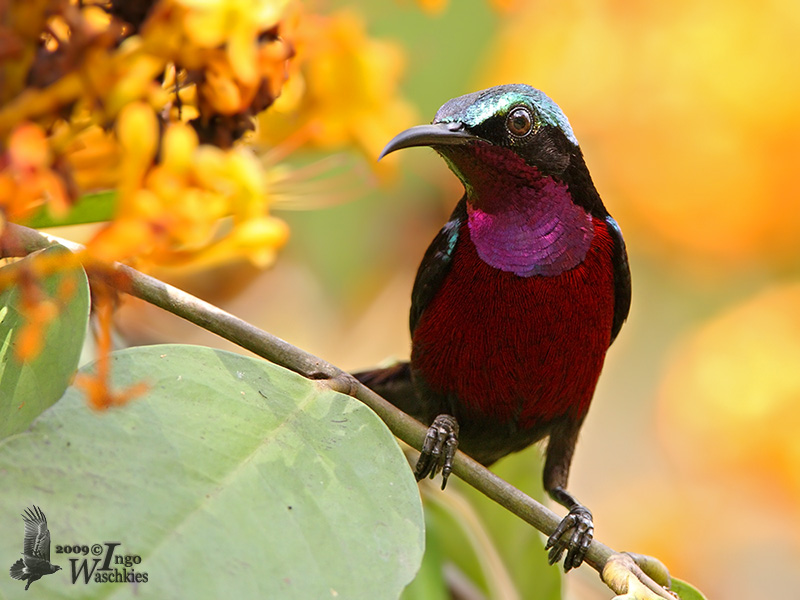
<box><xmin>112</xmin><ymin>0</ymin><xmax>800</xmax><ymax>597</ymax></box>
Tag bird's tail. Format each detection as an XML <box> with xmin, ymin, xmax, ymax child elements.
<box><xmin>352</xmin><ymin>361</ymin><xmax>426</xmax><ymax>422</ymax></box>
<box><xmin>9</xmin><ymin>558</ymin><xmax>25</xmax><ymax>580</ymax></box>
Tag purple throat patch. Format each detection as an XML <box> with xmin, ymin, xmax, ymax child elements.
<box><xmin>466</xmin><ymin>178</ymin><xmax>594</xmax><ymax>277</ymax></box>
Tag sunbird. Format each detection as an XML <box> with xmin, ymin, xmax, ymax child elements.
<box><xmin>356</xmin><ymin>84</ymin><xmax>631</xmax><ymax>570</ymax></box>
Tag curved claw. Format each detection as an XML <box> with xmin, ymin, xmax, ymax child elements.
<box><xmin>545</xmin><ymin>506</ymin><xmax>593</xmax><ymax>572</ymax></box>
<box><xmin>414</xmin><ymin>414</ymin><xmax>459</xmax><ymax>489</ymax></box>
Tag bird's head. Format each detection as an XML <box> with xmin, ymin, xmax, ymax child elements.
<box><xmin>381</xmin><ymin>85</ymin><xmax>599</xmax><ymax>213</ymax></box>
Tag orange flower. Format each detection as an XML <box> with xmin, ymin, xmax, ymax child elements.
<box><xmin>0</xmin><ymin>122</ymin><xmax>69</xmax><ymax>221</ymax></box>
<box><xmin>74</xmin><ymin>285</ymin><xmax>148</xmax><ymax>410</ymax></box>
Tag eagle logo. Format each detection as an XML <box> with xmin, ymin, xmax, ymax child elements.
<box><xmin>9</xmin><ymin>506</ymin><xmax>62</xmax><ymax>590</ymax></box>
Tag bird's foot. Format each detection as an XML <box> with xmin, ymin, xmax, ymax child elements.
<box><xmin>545</xmin><ymin>505</ymin><xmax>593</xmax><ymax>572</ymax></box>
<box><xmin>414</xmin><ymin>414</ymin><xmax>459</xmax><ymax>489</ymax></box>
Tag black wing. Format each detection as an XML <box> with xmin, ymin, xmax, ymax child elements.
<box><xmin>604</xmin><ymin>215</ymin><xmax>631</xmax><ymax>344</ymax></box>
<box><xmin>561</xmin><ymin>146</ymin><xmax>631</xmax><ymax>343</ymax></box>
<box><xmin>22</xmin><ymin>506</ymin><xmax>52</xmax><ymax>562</ymax></box>
<box><xmin>409</xmin><ymin>198</ymin><xmax>467</xmax><ymax>334</ymax></box>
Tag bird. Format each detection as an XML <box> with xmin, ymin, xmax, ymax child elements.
<box><xmin>355</xmin><ymin>84</ymin><xmax>631</xmax><ymax>571</ymax></box>
<box><xmin>9</xmin><ymin>505</ymin><xmax>62</xmax><ymax>590</ymax></box>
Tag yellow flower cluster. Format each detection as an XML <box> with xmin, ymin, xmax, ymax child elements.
<box><xmin>0</xmin><ymin>0</ymin><xmax>412</xmax><ymax>271</ymax></box>
<box><xmin>87</xmin><ymin>102</ymin><xmax>289</xmax><ymax>269</ymax></box>
<box><xmin>0</xmin><ymin>0</ymin><xmax>295</xmax><ymax>268</ymax></box>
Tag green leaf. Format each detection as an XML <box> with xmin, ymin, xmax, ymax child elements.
<box><xmin>23</xmin><ymin>190</ymin><xmax>117</xmax><ymax>228</ymax></box>
<box><xmin>0</xmin><ymin>344</ymin><xmax>424</xmax><ymax>599</ymax></box>
<box><xmin>671</xmin><ymin>577</ymin><xmax>708</xmax><ymax>600</ymax></box>
<box><xmin>0</xmin><ymin>245</ymin><xmax>90</xmax><ymax>440</ymax></box>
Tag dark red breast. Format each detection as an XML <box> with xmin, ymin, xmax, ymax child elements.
<box><xmin>411</xmin><ymin>216</ymin><xmax>617</xmax><ymax>429</ymax></box>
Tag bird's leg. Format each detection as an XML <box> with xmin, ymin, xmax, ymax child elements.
<box><xmin>543</xmin><ymin>418</ymin><xmax>593</xmax><ymax>572</ymax></box>
<box><xmin>545</xmin><ymin>485</ymin><xmax>594</xmax><ymax>571</ymax></box>
<box><xmin>414</xmin><ymin>414</ymin><xmax>459</xmax><ymax>489</ymax></box>
<box><xmin>352</xmin><ymin>366</ymin><xmax>460</xmax><ymax>488</ymax></box>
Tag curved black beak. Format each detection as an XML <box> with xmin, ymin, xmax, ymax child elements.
<box><xmin>378</xmin><ymin>122</ymin><xmax>477</xmax><ymax>160</ymax></box>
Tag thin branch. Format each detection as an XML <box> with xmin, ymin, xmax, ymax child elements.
<box><xmin>1</xmin><ymin>222</ymin><xmax>674</xmax><ymax>598</ymax></box>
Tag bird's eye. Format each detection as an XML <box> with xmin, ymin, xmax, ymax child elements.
<box><xmin>506</xmin><ymin>107</ymin><xmax>533</xmax><ymax>137</ymax></box>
